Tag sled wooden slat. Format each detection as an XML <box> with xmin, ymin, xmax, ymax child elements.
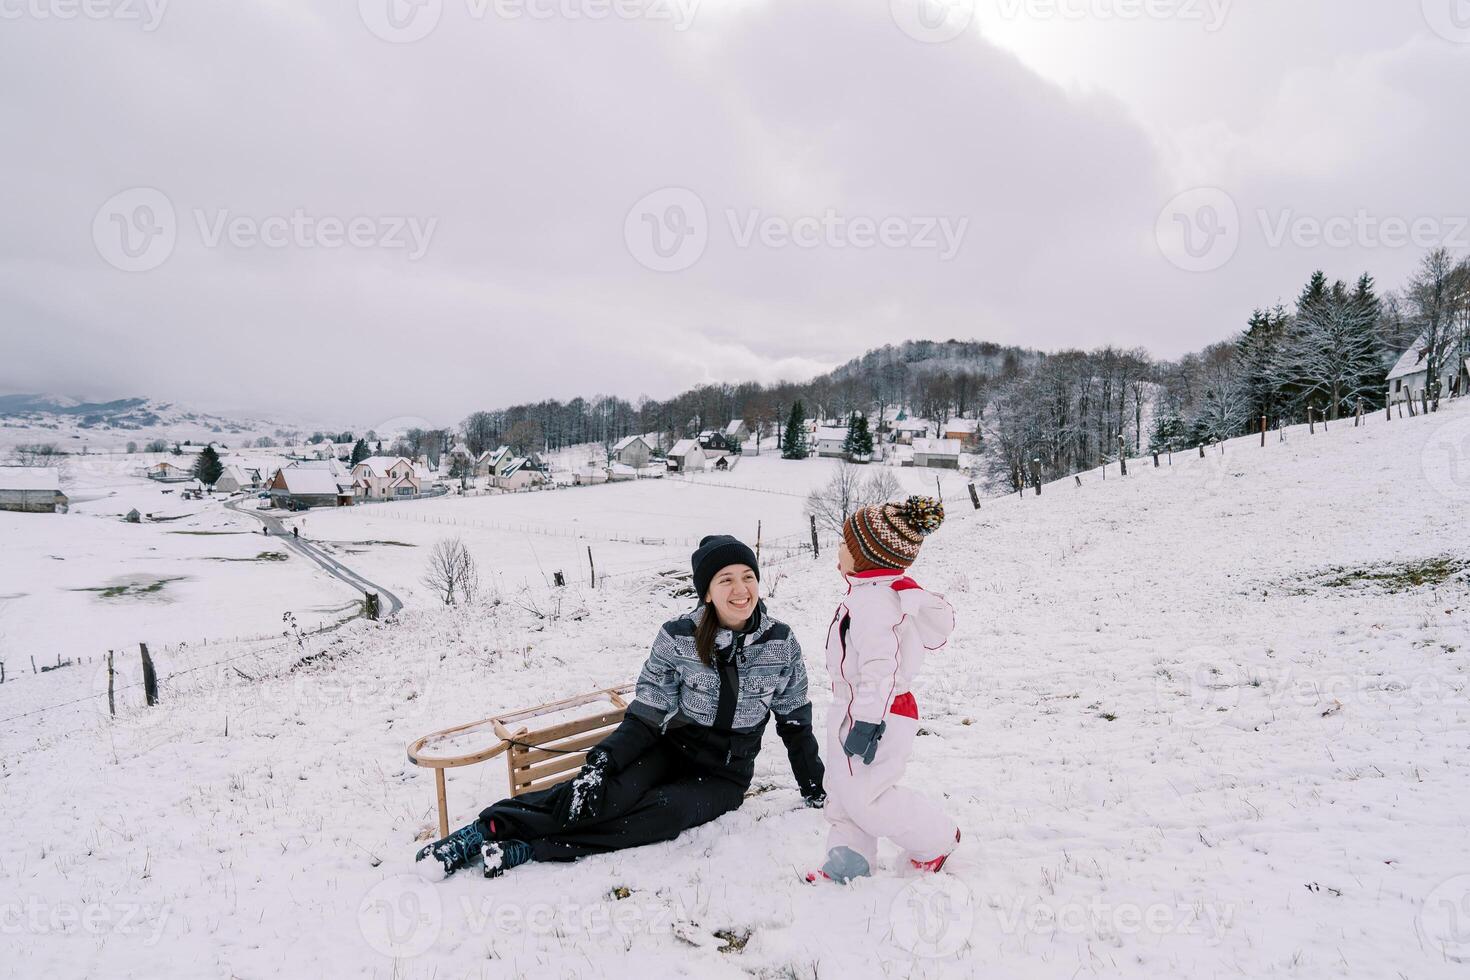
<box><xmin>406</xmin><ymin>683</ymin><xmax>634</xmax><ymax>838</ymax></box>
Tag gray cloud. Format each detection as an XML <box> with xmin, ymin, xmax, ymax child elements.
<box><xmin>0</xmin><ymin>0</ymin><xmax>1465</xmax><ymax>425</ymax></box>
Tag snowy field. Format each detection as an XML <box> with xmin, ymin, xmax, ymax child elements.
<box><xmin>0</xmin><ymin>456</ymin><xmax>357</xmax><ymax>668</ymax></box>
<box><xmin>3</xmin><ymin>402</ymin><xmax>1470</xmax><ymax>978</ymax></box>
<box><xmin>300</xmin><ymin>451</ymin><xmax>976</xmax><ymax>604</ymax></box>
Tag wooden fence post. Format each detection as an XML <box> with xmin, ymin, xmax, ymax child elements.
<box><xmin>1074</xmin><ymin>475</ymin><xmax>1082</xmax><ymax>488</ymax></box>
<box><xmin>809</xmin><ymin>515</ymin><xmax>820</xmax><ymax>558</ymax></box>
<box><xmin>967</xmin><ymin>483</ymin><xmax>981</xmax><ymax>510</ymax></box>
<box><xmin>1355</xmin><ymin>399</ymin><xmax>1363</xmax><ymax>427</ymax></box>
<box><xmin>1198</xmin><ymin>444</ymin><xmax>1205</xmax><ymax>458</ymax></box>
<box><xmin>1118</xmin><ymin>436</ymin><xmax>1127</xmax><ymax>476</ymax></box>
<box><xmin>1386</xmin><ymin>398</ymin><xmax>1392</xmax><ymax>421</ymax></box>
<box><xmin>755</xmin><ymin>520</ymin><xmax>762</xmax><ymax>562</ymax></box>
<box><xmin>1152</xmin><ymin>451</ymin><xmax>1159</xmax><ymax>467</ymax></box>
<box><xmin>140</xmin><ymin>643</ymin><xmax>158</xmax><ymax>706</ymax></box>
<box><xmin>1030</xmin><ymin>458</ymin><xmax>1042</xmax><ymax>495</ymax></box>
<box><xmin>1261</xmin><ymin>415</ymin><xmax>1267</xmax><ymax>447</ymax></box>
<box><xmin>31</xmin><ymin>655</ymin><xmax>36</xmax><ymax>674</ymax></box>
<box><xmin>107</xmin><ymin>651</ymin><xmax>115</xmax><ymax>717</ymax></box>
<box><xmin>1308</xmin><ymin>406</ymin><xmax>1315</xmax><ymax>434</ymax></box>
<box><xmin>587</xmin><ymin>546</ymin><xmax>597</xmax><ymax>588</ymax></box>
<box><xmin>1423</xmin><ymin>389</ymin><xmax>1430</xmax><ymax>415</ymax></box>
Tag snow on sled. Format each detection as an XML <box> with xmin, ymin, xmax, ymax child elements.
<box><xmin>406</xmin><ymin>683</ymin><xmax>634</xmax><ymax>837</ymax></box>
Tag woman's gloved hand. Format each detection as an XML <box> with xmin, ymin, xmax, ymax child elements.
<box><xmin>841</xmin><ymin>720</ymin><xmax>886</xmax><ymax>766</ymax></box>
<box><xmin>557</xmin><ymin>747</ymin><xmax>614</xmax><ymax>823</ymax></box>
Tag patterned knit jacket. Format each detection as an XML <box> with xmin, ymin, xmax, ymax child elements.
<box><xmin>626</xmin><ymin>602</ymin><xmax>813</xmax><ymax>733</ymax></box>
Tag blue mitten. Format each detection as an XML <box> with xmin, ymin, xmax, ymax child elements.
<box><xmin>841</xmin><ymin>720</ymin><xmax>886</xmax><ymax>766</ymax></box>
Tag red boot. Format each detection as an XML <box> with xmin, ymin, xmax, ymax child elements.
<box><xmin>909</xmin><ymin>828</ymin><xmax>961</xmax><ymax>873</ymax></box>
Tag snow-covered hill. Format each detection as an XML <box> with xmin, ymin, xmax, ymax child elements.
<box><xmin>0</xmin><ymin>393</ymin><xmax>314</xmax><ymax>455</ymax></box>
<box><xmin>2</xmin><ymin>399</ymin><xmax>1469</xmax><ymax>979</ymax></box>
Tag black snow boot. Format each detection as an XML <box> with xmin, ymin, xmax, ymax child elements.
<box><xmin>415</xmin><ymin>819</ymin><xmax>488</xmax><ymax>876</ymax></box>
<box><xmin>482</xmin><ymin>839</ymin><xmax>533</xmax><ymax>879</ymax></box>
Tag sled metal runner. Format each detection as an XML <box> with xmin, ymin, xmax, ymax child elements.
<box><xmin>407</xmin><ymin>683</ymin><xmax>634</xmax><ymax>837</ymax></box>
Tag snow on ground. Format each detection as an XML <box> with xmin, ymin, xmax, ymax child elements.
<box><xmin>3</xmin><ymin>402</ymin><xmax>1470</xmax><ymax>978</ymax></box>
<box><xmin>301</xmin><ymin>450</ymin><xmax>976</xmax><ymax>605</ymax></box>
<box><xmin>0</xmin><ymin>456</ymin><xmax>358</xmax><ymax>664</ymax></box>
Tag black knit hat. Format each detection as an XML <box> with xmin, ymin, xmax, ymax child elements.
<box><xmin>691</xmin><ymin>535</ymin><xmax>759</xmax><ymax>601</ymax></box>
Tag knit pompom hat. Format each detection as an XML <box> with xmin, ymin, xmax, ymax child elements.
<box><xmin>843</xmin><ymin>495</ymin><xmax>945</xmax><ymax>572</ymax></box>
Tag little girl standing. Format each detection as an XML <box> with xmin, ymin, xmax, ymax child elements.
<box><xmin>807</xmin><ymin>496</ymin><xmax>959</xmax><ymax>883</ymax></box>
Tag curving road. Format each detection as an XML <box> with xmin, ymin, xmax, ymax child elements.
<box><xmin>223</xmin><ymin>497</ymin><xmax>404</xmax><ymax>618</ymax></box>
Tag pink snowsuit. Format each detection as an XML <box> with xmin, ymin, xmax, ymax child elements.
<box><xmin>819</xmin><ymin>568</ymin><xmax>957</xmax><ymax>880</ymax></box>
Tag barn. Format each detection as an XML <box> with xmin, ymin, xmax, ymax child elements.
<box><xmin>0</xmin><ymin>467</ymin><xmax>68</xmax><ymax>513</ymax></box>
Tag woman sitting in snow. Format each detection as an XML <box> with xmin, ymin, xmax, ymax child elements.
<box><xmin>417</xmin><ymin>534</ymin><xmax>826</xmax><ymax>878</ymax></box>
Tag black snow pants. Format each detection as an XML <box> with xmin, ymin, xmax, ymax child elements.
<box><xmin>478</xmin><ymin>738</ymin><xmax>749</xmax><ymax>862</ymax></box>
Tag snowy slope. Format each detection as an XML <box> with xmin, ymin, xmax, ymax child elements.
<box><xmin>2</xmin><ymin>400</ymin><xmax>1469</xmax><ymax>979</ymax></box>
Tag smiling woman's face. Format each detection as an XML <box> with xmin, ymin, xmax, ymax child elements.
<box><xmin>706</xmin><ymin>564</ymin><xmax>758</xmax><ymax>629</ymax></box>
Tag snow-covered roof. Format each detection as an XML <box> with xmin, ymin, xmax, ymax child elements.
<box><xmin>912</xmin><ymin>437</ymin><xmax>962</xmax><ymax>456</ymax></box>
<box><xmin>943</xmin><ymin>418</ymin><xmax>979</xmax><ymax>434</ymax></box>
<box><xmin>216</xmin><ymin>464</ymin><xmax>248</xmax><ymax>484</ymax></box>
<box><xmin>1386</xmin><ymin>333</ymin><xmax>1432</xmax><ymax>380</ymax></box>
<box><xmin>815</xmin><ymin>427</ymin><xmax>849</xmax><ymax>443</ymax></box>
<box><xmin>354</xmin><ymin>456</ymin><xmax>410</xmax><ymax>477</ymax></box>
<box><xmin>478</xmin><ymin>446</ymin><xmax>510</xmax><ymax>464</ymax></box>
<box><xmin>669</xmin><ymin>439</ymin><xmax>701</xmax><ymax>457</ymax></box>
<box><xmin>612</xmin><ymin>435</ymin><xmax>649</xmax><ymax>453</ymax></box>
<box><xmin>724</xmin><ymin>419</ymin><xmax>747</xmax><ymax>435</ymax></box>
<box><xmin>502</xmin><ymin>457</ymin><xmax>529</xmax><ymax>477</ymax></box>
<box><xmin>0</xmin><ymin>466</ymin><xmax>61</xmax><ymax>492</ymax></box>
<box><xmin>275</xmin><ymin>468</ymin><xmax>344</xmax><ymax>495</ymax></box>
<box><xmin>895</xmin><ymin>418</ymin><xmax>932</xmax><ymax>432</ymax></box>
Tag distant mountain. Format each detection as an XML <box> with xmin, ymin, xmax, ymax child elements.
<box><xmin>0</xmin><ymin>393</ymin><xmax>312</xmax><ymax>453</ymax></box>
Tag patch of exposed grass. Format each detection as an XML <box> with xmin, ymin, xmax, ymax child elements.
<box><xmin>204</xmin><ymin>551</ymin><xmax>289</xmax><ymax>562</ymax></box>
<box><xmin>74</xmin><ymin>576</ymin><xmax>185</xmax><ymax>599</ymax></box>
<box><xmin>1307</xmin><ymin>556</ymin><xmax>1469</xmax><ymax>594</ymax></box>
<box><xmin>168</xmin><ymin>530</ymin><xmax>246</xmax><ymax>536</ymax></box>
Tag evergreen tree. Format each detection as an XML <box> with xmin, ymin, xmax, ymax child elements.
<box><xmin>843</xmin><ymin>412</ymin><xmax>874</xmax><ymax>461</ymax></box>
<box><xmin>193</xmin><ymin>445</ymin><xmax>224</xmax><ymax>486</ymax></box>
<box><xmin>782</xmin><ymin>401</ymin><xmax>809</xmax><ymax>459</ymax></box>
<box><xmin>350</xmin><ymin>438</ymin><xmax>370</xmax><ymax>467</ymax></box>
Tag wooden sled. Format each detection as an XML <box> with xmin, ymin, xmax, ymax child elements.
<box><xmin>407</xmin><ymin>683</ymin><xmax>635</xmax><ymax>838</ymax></box>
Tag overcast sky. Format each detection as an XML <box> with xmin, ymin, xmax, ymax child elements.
<box><xmin>1</xmin><ymin>0</ymin><xmax>1466</xmax><ymax>428</ymax></box>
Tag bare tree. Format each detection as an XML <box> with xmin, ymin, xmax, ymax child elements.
<box><xmin>13</xmin><ymin>443</ymin><xmax>63</xmax><ymax>467</ymax></box>
<box><xmin>806</xmin><ymin>462</ymin><xmax>905</xmax><ymax>535</ymax></box>
<box><xmin>423</xmin><ymin>537</ymin><xmax>480</xmax><ymax>606</ymax></box>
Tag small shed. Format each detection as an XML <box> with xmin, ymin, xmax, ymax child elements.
<box><xmin>666</xmin><ymin>440</ymin><xmax>706</xmax><ymax>473</ymax></box>
<box><xmin>814</xmin><ymin>427</ymin><xmax>850</xmax><ymax>458</ymax></box>
<box><xmin>0</xmin><ymin>467</ymin><xmax>68</xmax><ymax>513</ymax></box>
<box><xmin>912</xmin><ymin>437</ymin><xmax>962</xmax><ymax>469</ymax></box>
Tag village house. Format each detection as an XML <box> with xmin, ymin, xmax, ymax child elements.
<box><xmin>1386</xmin><ymin>332</ymin><xmax>1470</xmax><ymax>405</ymax></box>
<box><xmin>942</xmin><ymin>417</ymin><xmax>980</xmax><ymax>446</ymax></box>
<box><xmin>814</xmin><ymin>426</ymin><xmax>850</xmax><ymax>458</ymax></box>
<box><xmin>611</xmin><ymin>435</ymin><xmax>653</xmax><ymax>469</ymax></box>
<box><xmin>147</xmin><ymin>460</ymin><xmax>194</xmax><ymax>482</ymax></box>
<box><xmin>475</xmin><ymin>446</ymin><xmax>513</xmax><ymax>481</ymax></box>
<box><xmin>0</xmin><ymin>467</ymin><xmax>68</xmax><ymax>513</ymax></box>
<box><xmin>497</xmin><ymin>457</ymin><xmax>546</xmax><ymax>490</ymax></box>
<box><xmin>723</xmin><ymin>419</ymin><xmax>750</xmax><ymax>447</ymax></box>
<box><xmin>212</xmin><ymin>464</ymin><xmax>254</xmax><ymax>494</ymax></box>
<box><xmin>268</xmin><ymin>467</ymin><xmax>354</xmax><ymax>509</ymax></box>
<box><xmin>666</xmin><ymin>439</ymin><xmax>706</xmax><ymax>473</ymax></box>
<box><xmin>892</xmin><ymin>418</ymin><xmax>932</xmax><ymax>445</ymax></box>
<box><xmin>912</xmin><ymin>437</ymin><xmax>962</xmax><ymax>469</ymax></box>
<box><xmin>351</xmin><ymin>456</ymin><xmax>421</xmax><ymax>500</ymax></box>
<box><xmin>697</xmin><ymin>430</ymin><xmax>737</xmax><ymax>459</ymax></box>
